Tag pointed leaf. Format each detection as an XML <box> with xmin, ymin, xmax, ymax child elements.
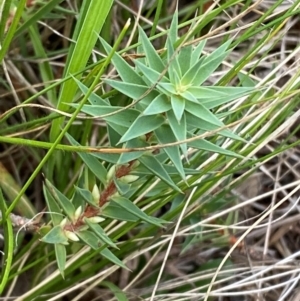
<box><xmin>188</xmin><ymin>138</ymin><xmax>243</xmax><ymax>158</ymax></box>
<box><xmin>100</xmin><ymin>37</ymin><xmax>145</xmax><ymax>85</ymax></box>
<box><xmin>139</xmin><ymin>155</ymin><xmax>182</xmax><ymax>192</ymax></box>
<box><xmin>138</xmin><ymin>26</ymin><xmax>164</xmax><ymax>72</ymax></box>
<box><xmin>157</xmin><ymin>82</ymin><xmax>177</xmax><ymax>94</ymax></box>
<box><xmin>178</xmin><ymin>45</ymin><xmax>193</xmax><ymax>74</ymax></box>
<box><xmin>43</xmin><ymin>184</ymin><xmax>63</xmax><ymax>226</ymax></box>
<box><xmin>134</xmin><ymin>60</ymin><xmax>169</xmax><ymax>84</ymax></box>
<box><xmin>182</xmin><ymin>39</ymin><xmax>231</xmax><ymax>86</ymax></box>
<box><xmin>191</xmin><ymin>51</ymin><xmax>229</xmax><ymax>86</ymax></box>
<box><xmin>84</xmin><ymin>218</ymin><xmax>118</xmax><ymax>249</ymax></box>
<box><xmin>100</xmin><ymin>248</ymin><xmax>128</xmax><ymax>270</ymax></box>
<box><xmin>72</xmin><ymin>104</ymin><xmax>140</xmax><ymax>128</ymax></box>
<box><xmin>185</xmin><ymin>111</ymin><xmax>243</xmax><ymax>141</ymax></box>
<box><xmin>155</xmin><ymin>125</ymin><xmax>185</xmax><ymax>180</ymax></box>
<box><xmin>203</xmin><ymin>39</ymin><xmax>232</xmax><ymax>64</ymax></box>
<box><xmin>167</xmin><ymin>38</ymin><xmax>181</xmax><ymax>82</ymax></box>
<box><xmin>101</xmin><ymin>281</ymin><xmax>129</xmax><ymax>301</ymax></box>
<box><xmin>181</xmin><ymin>56</ymin><xmax>205</xmax><ymax>86</ymax></box>
<box><xmin>77</xmin><ymin>230</ymin><xmax>101</xmax><ymax>249</ymax></box>
<box><xmin>114</xmin><ymin>178</ymin><xmax>131</xmax><ymax>194</ymax></box>
<box><xmin>74</xmin><ymin>186</ymin><xmax>97</xmax><ymax>206</ymax></box>
<box><xmin>134</xmin><ymin>164</ymin><xmax>200</xmax><ymax>176</ymax></box>
<box><xmin>168</xmin><ymin>9</ymin><xmax>178</xmax><ymax>45</ymax></box>
<box><xmin>238</xmin><ymin>72</ymin><xmax>256</xmax><ymax>87</ymax></box>
<box><xmin>185</xmin><ymin>86</ymin><xmax>253</xmax><ymax>109</ymax></box>
<box><xmin>102</xmin><ymin>203</ymin><xmax>139</xmax><ymax>221</ymax></box>
<box><xmin>143</xmin><ymin>94</ymin><xmax>171</xmax><ymax>115</ymax></box>
<box><xmin>105</xmin><ymin>79</ymin><xmax>158</xmax><ymax>102</ymax></box>
<box><xmin>45</xmin><ymin>179</ymin><xmax>75</xmax><ymax>220</ymax></box>
<box><xmin>111</xmin><ymin>196</ymin><xmax>166</xmax><ymax>227</ymax></box>
<box><xmin>66</xmin><ymin>133</ymin><xmax>107</xmax><ymax>184</ymax></box>
<box><xmin>74</xmin><ymin>77</ymin><xmax>109</xmax><ymax>106</ymax></box>
<box><xmin>78</xmin><ymin>231</ymin><xmax>128</xmax><ymax>269</ymax></box>
<box><xmin>167</xmin><ymin>110</ymin><xmax>187</xmax><ymax>154</ymax></box>
<box><xmin>188</xmin><ymin>86</ymin><xmax>252</xmax><ymax>97</ymax></box>
<box><xmin>108</xmin><ymin>124</ymin><xmax>122</xmax><ymax>146</ymax></box>
<box><xmin>55</xmin><ymin>243</ymin><xmax>66</xmax><ymax>277</ymax></box>
<box><xmin>92</xmin><ymin>152</ymin><xmax>120</xmax><ymax>164</ymax></box>
<box><xmin>171</xmin><ymin>94</ymin><xmax>185</xmax><ymax>122</ymax></box>
<box><xmin>41</xmin><ymin>225</ymin><xmax>68</xmax><ymax>244</ymax></box>
<box><xmin>185</xmin><ymin>101</ymin><xmax>223</xmax><ymax>127</ymax></box>
<box><xmin>190</xmin><ymin>40</ymin><xmax>206</xmax><ymax>65</ymax></box>
<box><xmin>119</xmin><ymin>114</ymin><xmax>165</xmax><ymax>143</ymax></box>
<box><xmin>118</xmin><ymin>138</ymin><xmax>147</xmax><ymax>164</ymax></box>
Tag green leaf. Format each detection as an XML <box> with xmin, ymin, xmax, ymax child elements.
<box><xmin>108</xmin><ymin>124</ymin><xmax>122</xmax><ymax>146</ymax></box>
<box><xmin>105</xmin><ymin>79</ymin><xmax>158</xmax><ymax>102</ymax></box>
<box><xmin>180</xmin><ymin>57</ymin><xmax>205</xmax><ymax>86</ymax></box>
<box><xmin>139</xmin><ymin>155</ymin><xmax>182</xmax><ymax>193</ymax></box>
<box><xmin>171</xmin><ymin>94</ymin><xmax>185</xmax><ymax>122</ymax></box>
<box><xmin>43</xmin><ymin>184</ymin><xmax>63</xmax><ymax>226</ymax></box>
<box><xmin>155</xmin><ymin>125</ymin><xmax>185</xmax><ymax>180</ymax></box>
<box><xmin>71</xmin><ymin>178</ymin><xmax>86</xmax><ymax>209</ymax></box>
<box><xmin>114</xmin><ymin>178</ymin><xmax>131</xmax><ymax>195</ymax></box>
<box><xmin>74</xmin><ymin>186</ymin><xmax>97</xmax><ymax>206</ymax></box>
<box><xmin>102</xmin><ymin>203</ymin><xmax>139</xmax><ymax>222</ymax></box>
<box><xmin>134</xmin><ymin>164</ymin><xmax>200</xmax><ymax>176</ymax></box>
<box><xmin>0</xmin><ymin>188</ymin><xmax>13</xmax><ymax>294</ymax></box>
<box><xmin>101</xmin><ymin>37</ymin><xmax>145</xmax><ymax>85</ymax></box>
<box><xmin>45</xmin><ymin>179</ymin><xmax>75</xmax><ymax>220</ymax></box>
<box><xmin>118</xmin><ymin>138</ymin><xmax>147</xmax><ymax>164</ymax></box>
<box><xmin>111</xmin><ymin>196</ymin><xmax>166</xmax><ymax>227</ymax></box>
<box><xmin>55</xmin><ymin>244</ymin><xmax>66</xmax><ymax>277</ymax></box>
<box><xmin>185</xmin><ymin>86</ymin><xmax>253</xmax><ymax>109</ymax></box>
<box><xmin>119</xmin><ymin>114</ymin><xmax>165</xmax><ymax>144</ymax></box>
<box><xmin>185</xmin><ymin>101</ymin><xmax>223</xmax><ymax>127</ymax></box>
<box><xmin>185</xmin><ymin>111</ymin><xmax>242</xmax><ymax>141</ymax></box>
<box><xmin>188</xmin><ymin>86</ymin><xmax>252</xmax><ymax>98</ymax></box>
<box><xmin>29</xmin><ymin>24</ymin><xmax>56</xmax><ymax>105</ymax></box>
<box><xmin>157</xmin><ymin>82</ymin><xmax>177</xmax><ymax>94</ymax></box>
<box><xmin>168</xmin><ymin>9</ymin><xmax>178</xmax><ymax>46</ymax></box>
<box><xmin>178</xmin><ymin>45</ymin><xmax>193</xmax><ymax>75</ymax></box>
<box><xmin>134</xmin><ymin>60</ymin><xmax>169</xmax><ymax>84</ymax></box>
<box><xmin>100</xmin><ymin>248</ymin><xmax>128</xmax><ymax>270</ymax></box>
<box><xmin>204</xmin><ymin>38</ymin><xmax>232</xmax><ymax>65</ymax></box>
<box><xmin>74</xmin><ymin>77</ymin><xmax>110</xmax><ymax>106</ymax></box>
<box><xmin>84</xmin><ymin>218</ymin><xmax>118</xmax><ymax>249</ymax></box>
<box><xmin>77</xmin><ymin>231</ymin><xmax>127</xmax><ymax>269</ymax></box>
<box><xmin>92</xmin><ymin>153</ymin><xmax>120</xmax><ymax>164</ymax></box>
<box><xmin>238</xmin><ymin>72</ymin><xmax>256</xmax><ymax>87</ymax></box>
<box><xmin>190</xmin><ymin>40</ymin><xmax>206</xmax><ymax>65</ymax></box>
<box><xmin>166</xmin><ymin>38</ymin><xmax>182</xmax><ymax>83</ymax></box>
<box><xmin>100</xmin><ymin>281</ymin><xmax>129</xmax><ymax>301</ymax></box>
<box><xmin>143</xmin><ymin>94</ymin><xmax>171</xmax><ymax>115</ymax></box>
<box><xmin>77</xmin><ymin>230</ymin><xmax>100</xmax><ymax>249</ymax></box>
<box><xmin>66</xmin><ymin>133</ymin><xmax>108</xmax><ymax>184</ymax></box>
<box><xmin>188</xmin><ymin>138</ymin><xmax>243</xmax><ymax>158</ymax></box>
<box><xmin>50</xmin><ymin>0</ymin><xmax>113</xmax><ymax>140</ymax></box>
<box><xmin>138</xmin><ymin>26</ymin><xmax>164</xmax><ymax>73</ymax></box>
<box><xmin>167</xmin><ymin>110</ymin><xmax>187</xmax><ymax>154</ymax></box>
<box><xmin>191</xmin><ymin>51</ymin><xmax>230</xmax><ymax>86</ymax></box>
<box><xmin>73</xmin><ymin>104</ymin><xmax>140</xmax><ymax>128</ymax></box>
<box><xmin>182</xmin><ymin>39</ymin><xmax>231</xmax><ymax>87</ymax></box>
<box><xmin>41</xmin><ymin>225</ymin><xmax>68</xmax><ymax>244</ymax></box>
<box><xmin>15</xmin><ymin>0</ymin><xmax>65</xmax><ymax>37</ymax></box>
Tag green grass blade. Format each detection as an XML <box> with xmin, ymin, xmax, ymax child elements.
<box><xmin>0</xmin><ymin>189</ymin><xmax>13</xmax><ymax>295</ymax></box>
<box><xmin>0</xmin><ymin>0</ymin><xmax>27</xmax><ymax>62</ymax></box>
<box><xmin>50</xmin><ymin>0</ymin><xmax>114</xmax><ymax>141</ymax></box>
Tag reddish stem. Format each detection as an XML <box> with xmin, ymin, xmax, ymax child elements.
<box><xmin>64</xmin><ymin>161</ymin><xmax>135</xmax><ymax>231</ymax></box>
